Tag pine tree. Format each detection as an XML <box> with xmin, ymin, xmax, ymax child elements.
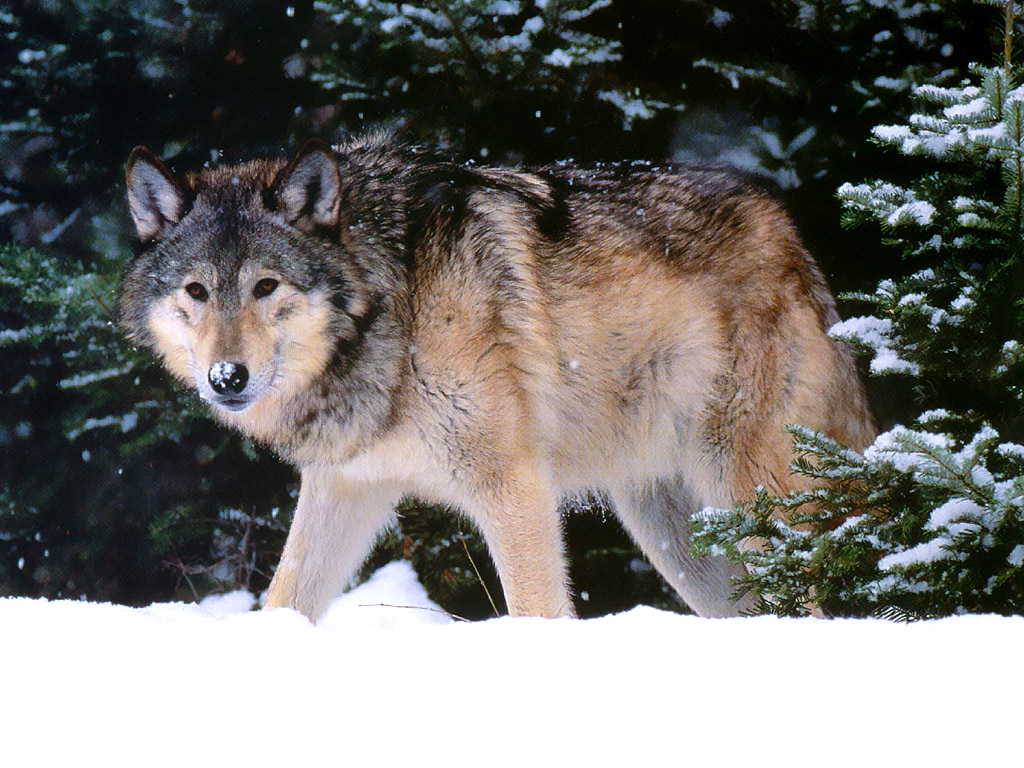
<box><xmin>1</xmin><ymin>0</ymin><xmax>310</xmax><ymax>604</ymax></box>
<box><xmin>693</xmin><ymin>0</ymin><xmax>1024</xmax><ymax>619</ymax></box>
<box><xmin>304</xmin><ymin>0</ymin><xmax>675</xmax><ymax>161</ymax></box>
<box><xmin>686</xmin><ymin>0</ymin><xmax>989</xmax><ymax>189</ymax></box>
<box><xmin>0</xmin><ymin>240</ymin><xmax>294</xmax><ymax>602</ymax></box>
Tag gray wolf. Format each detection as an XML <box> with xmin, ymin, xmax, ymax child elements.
<box><xmin>120</xmin><ymin>133</ymin><xmax>874</xmax><ymax>620</ymax></box>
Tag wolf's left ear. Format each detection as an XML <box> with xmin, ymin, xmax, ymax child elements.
<box><xmin>270</xmin><ymin>139</ymin><xmax>341</xmax><ymax>229</ymax></box>
<box><xmin>126</xmin><ymin>146</ymin><xmax>188</xmax><ymax>242</ymax></box>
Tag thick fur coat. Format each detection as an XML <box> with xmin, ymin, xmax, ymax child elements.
<box><xmin>120</xmin><ymin>134</ymin><xmax>874</xmax><ymax>620</ymax></box>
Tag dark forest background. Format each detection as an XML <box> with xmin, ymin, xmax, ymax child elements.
<box><xmin>1</xmin><ymin>0</ymin><xmax>1011</xmax><ymax>617</ymax></box>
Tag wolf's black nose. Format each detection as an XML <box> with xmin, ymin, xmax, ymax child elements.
<box><xmin>208</xmin><ymin>362</ymin><xmax>249</xmax><ymax>395</ymax></box>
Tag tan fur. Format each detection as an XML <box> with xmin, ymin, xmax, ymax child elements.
<box><xmin>121</xmin><ymin>136</ymin><xmax>875</xmax><ymax>622</ymax></box>
<box><xmin>145</xmin><ymin>268</ymin><xmax>339</xmax><ymax>445</ymax></box>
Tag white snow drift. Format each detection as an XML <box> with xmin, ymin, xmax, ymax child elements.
<box><xmin>2</xmin><ymin>561</ymin><xmax>1021</xmax><ymax>767</ymax></box>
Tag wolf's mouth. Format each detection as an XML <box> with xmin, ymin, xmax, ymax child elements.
<box><xmin>199</xmin><ymin>387</ymin><xmax>258</xmax><ymax>413</ymax></box>
<box><xmin>213</xmin><ymin>395</ymin><xmax>254</xmax><ymax>412</ymax></box>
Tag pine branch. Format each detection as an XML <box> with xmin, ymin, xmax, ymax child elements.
<box><xmin>1004</xmin><ymin>0</ymin><xmax>1015</xmax><ymax>74</ymax></box>
<box><xmin>428</xmin><ymin>2</ymin><xmax>490</xmax><ymax>82</ymax></box>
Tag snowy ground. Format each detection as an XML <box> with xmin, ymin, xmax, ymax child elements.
<box><xmin>3</xmin><ymin>561</ymin><xmax>1021</xmax><ymax>767</ymax></box>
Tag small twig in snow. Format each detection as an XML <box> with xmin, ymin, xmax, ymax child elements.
<box><xmin>357</xmin><ymin>602</ymin><xmax>469</xmax><ymax>622</ymax></box>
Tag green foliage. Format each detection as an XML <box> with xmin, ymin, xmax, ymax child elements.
<box><xmin>689</xmin><ymin>0</ymin><xmax>989</xmax><ymax>189</ymax></box>
<box><xmin>838</xmin><ymin>64</ymin><xmax>1024</xmax><ymax>253</ymax></box>
<box><xmin>694</xmin><ymin>1</ymin><xmax>1024</xmax><ymax>619</ymax></box>
<box><xmin>305</xmin><ymin>0</ymin><xmax>676</xmax><ymax>160</ymax></box>
<box><xmin>0</xmin><ymin>240</ymin><xmax>292</xmax><ymax>603</ymax></box>
<box><xmin>693</xmin><ymin>424</ymin><xmax>1024</xmax><ymax>617</ymax></box>
<box><xmin>3</xmin><ymin>1</ymin><xmax>218</xmax><ymax>196</ymax></box>
<box><xmin>831</xmin><ymin>57</ymin><xmax>1024</xmax><ymax>427</ymax></box>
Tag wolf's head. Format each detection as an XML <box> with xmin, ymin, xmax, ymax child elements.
<box><xmin>119</xmin><ymin>141</ymin><xmax>378</xmax><ymax>423</ymax></box>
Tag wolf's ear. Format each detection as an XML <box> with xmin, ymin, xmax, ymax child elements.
<box><xmin>126</xmin><ymin>147</ymin><xmax>188</xmax><ymax>242</ymax></box>
<box><xmin>270</xmin><ymin>139</ymin><xmax>341</xmax><ymax>229</ymax></box>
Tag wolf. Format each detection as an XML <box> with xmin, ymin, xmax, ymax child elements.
<box><xmin>120</xmin><ymin>133</ymin><xmax>874</xmax><ymax>621</ymax></box>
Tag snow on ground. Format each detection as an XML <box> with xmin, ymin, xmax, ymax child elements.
<box><xmin>3</xmin><ymin>561</ymin><xmax>1022</xmax><ymax>767</ymax></box>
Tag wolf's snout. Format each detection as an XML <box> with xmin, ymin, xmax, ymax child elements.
<box><xmin>208</xmin><ymin>362</ymin><xmax>249</xmax><ymax>395</ymax></box>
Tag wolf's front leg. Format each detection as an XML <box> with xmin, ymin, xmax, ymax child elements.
<box><xmin>264</xmin><ymin>466</ymin><xmax>398</xmax><ymax>621</ymax></box>
<box><xmin>468</xmin><ymin>463</ymin><xmax>575</xmax><ymax>619</ymax></box>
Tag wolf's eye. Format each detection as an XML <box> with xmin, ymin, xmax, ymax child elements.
<box><xmin>184</xmin><ymin>282</ymin><xmax>209</xmax><ymax>301</ymax></box>
<box><xmin>253</xmin><ymin>278</ymin><xmax>279</xmax><ymax>299</ymax></box>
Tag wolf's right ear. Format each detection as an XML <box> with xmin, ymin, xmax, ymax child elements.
<box><xmin>126</xmin><ymin>147</ymin><xmax>188</xmax><ymax>242</ymax></box>
<box><xmin>270</xmin><ymin>139</ymin><xmax>341</xmax><ymax>229</ymax></box>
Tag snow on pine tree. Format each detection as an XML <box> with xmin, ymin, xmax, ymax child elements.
<box><xmin>689</xmin><ymin>0</ymin><xmax>983</xmax><ymax>189</ymax></box>
<box><xmin>0</xmin><ymin>240</ymin><xmax>295</xmax><ymax>602</ymax></box>
<box><xmin>306</xmin><ymin>0</ymin><xmax>673</xmax><ymax>158</ymax></box>
<box><xmin>0</xmin><ymin>1</ymin><xmax>316</xmax><ymax>604</ymax></box>
<box><xmin>692</xmin><ymin>0</ymin><xmax>1024</xmax><ymax>619</ymax></box>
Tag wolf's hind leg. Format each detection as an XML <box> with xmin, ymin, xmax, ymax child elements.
<box><xmin>264</xmin><ymin>466</ymin><xmax>398</xmax><ymax>622</ymax></box>
<box><xmin>609</xmin><ymin>476</ymin><xmax>755</xmax><ymax>617</ymax></box>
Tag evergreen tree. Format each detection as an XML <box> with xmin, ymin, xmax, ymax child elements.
<box><xmin>682</xmin><ymin>0</ymin><xmax>995</xmax><ymax>300</ymax></box>
<box><xmin>302</xmin><ymin>0</ymin><xmax>677</xmax><ymax>162</ymax></box>
<box><xmin>0</xmin><ymin>239</ymin><xmax>294</xmax><ymax>602</ymax></box>
<box><xmin>693</xmin><ymin>0</ymin><xmax>1024</xmax><ymax>619</ymax></box>
<box><xmin>689</xmin><ymin>0</ymin><xmax>990</xmax><ymax>189</ymax></box>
